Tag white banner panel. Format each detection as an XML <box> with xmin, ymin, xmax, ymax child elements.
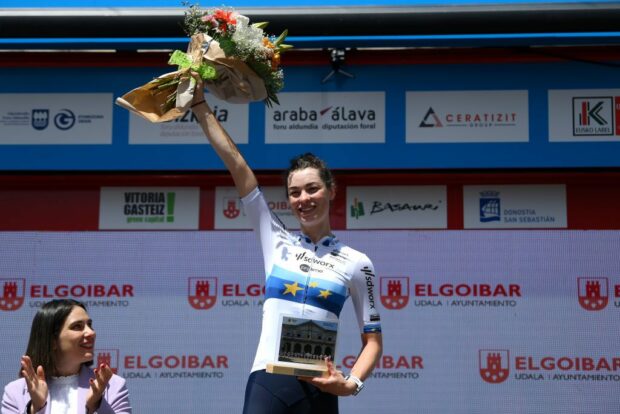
<box><xmin>99</xmin><ymin>187</ymin><xmax>200</xmax><ymax>229</ymax></box>
<box><xmin>406</xmin><ymin>90</ymin><xmax>529</xmax><ymax>143</ymax></box>
<box><xmin>0</xmin><ymin>93</ymin><xmax>113</xmax><ymax>144</ymax></box>
<box><xmin>346</xmin><ymin>186</ymin><xmax>447</xmax><ymax>229</ymax></box>
<box><xmin>265</xmin><ymin>92</ymin><xmax>385</xmax><ymax>143</ymax></box>
<box><xmin>548</xmin><ymin>89</ymin><xmax>620</xmax><ymax>142</ymax></box>
<box><xmin>463</xmin><ymin>184</ymin><xmax>567</xmax><ymax>229</ymax></box>
<box><xmin>0</xmin><ymin>231</ymin><xmax>619</xmax><ymax>414</ymax></box>
<box><xmin>129</xmin><ymin>95</ymin><xmax>249</xmax><ymax>144</ymax></box>
<box><xmin>214</xmin><ymin>186</ymin><xmax>299</xmax><ymax>230</ymax></box>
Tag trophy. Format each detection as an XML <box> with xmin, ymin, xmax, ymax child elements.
<box><xmin>266</xmin><ymin>315</ymin><xmax>339</xmax><ymax>377</ymax></box>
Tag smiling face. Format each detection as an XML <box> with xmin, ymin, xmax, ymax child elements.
<box><xmin>287</xmin><ymin>167</ymin><xmax>335</xmax><ymax>238</ymax></box>
<box><xmin>54</xmin><ymin>306</ymin><xmax>95</xmax><ymax>376</ymax></box>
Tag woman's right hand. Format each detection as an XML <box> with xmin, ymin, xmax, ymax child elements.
<box><xmin>191</xmin><ymin>75</ymin><xmax>207</xmax><ymax>109</ymax></box>
<box><xmin>20</xmin><ymin>356</ymin><xmax>48</xmax><ymax>413</ymax></box>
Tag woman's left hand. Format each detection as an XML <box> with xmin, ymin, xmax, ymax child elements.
<box><xmin>85</xmin><ymin>363</ymin><xmax>113</xmax><ymax>413</ymax></box>
<box><xmin>298</xmin><ymin>358</ymin><xmax>357</xmax><ymax>396</ymax></box>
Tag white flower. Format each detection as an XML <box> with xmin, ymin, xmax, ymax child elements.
<box><xmin>232</xmin><ymin>14</ymin><xmax>267</xmax><ymax>58</ymax></box>
<box><xmin>235</xmin><ymin>15</ymin><xmax>250</xmax><ymax>27</ymax></box>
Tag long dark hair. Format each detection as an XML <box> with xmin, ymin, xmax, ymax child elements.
<box><xmin>23</xmin><ymin>299</ymin><xmax>90</xmax><ymax>378</ymax></box>
<box><xmin>284</xmin><ymin>153</ymin><xmax>335</xmax><ymax>196</ymax></box>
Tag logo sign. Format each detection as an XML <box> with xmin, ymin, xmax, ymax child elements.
<box><xmin>99</xmin><ymin>187</ymin><xmax>200</xmax><ymax>230</ymax></box>
<box><xmin>350</xmin><ymin>197</ymin><xmax>365</xmax><ymax>220</ymax></box>
<box><xmin>464</xmin><ymin>185</ymin><xmax>567</xmax><ymax>229</ymax></box>
<box><xmin>0</xmin><ymin>278</ymin><xmax>25</xmax><ymax>311</ymax></box>
<box><xmin>406</xmin><ymin>90</ymin><xmax>529</xmax><ymax>143</ymax></box>
<box><xmin>265</xmin><ymin>92</ymin><xmax>385</xmax><ymax>144</ymax></box>
<box><xmin>479</xmin><ymin>349</ymin><xmax>510</xmax><ymax>384</ymax></box>
<box><xmin>129</xmin><ymin>94</ymin><xmax>249</xmax><ymax>144</ymax></box>
<box><xmin>31</xmin><ymin>109</ymin><xmax>49</xmax><ymax>130</ymax></box>
<box><xmin>0</xmin><ymin>94</ymin><xmax>112</xmax><ymax>144</ymax></box>
<box><xmin>479</xmin><ymin>191</ymin><xmax>501</xmax><ymax>222</ymax></box>
<box><xmin>549</xmin><ymin>89</ymin><xmax>620</xmax><ymax>141</ymax></box>
<box><xmin>573</xmin><ymin>98</ymin><xmax>614</xmax><ymax>136</ymax></box>
<box><xmin>346</xmin><ymin>186</ymin><xmax>447</xmax><ymax>229</ymax></box>
<box><xmin>95</xmin><ymin>349</ymin><xmax>120</xmax><ymax>374</ymax></box>
<box><xmin>380</xmin><ymin>277</ymin><xmax>409</xmax><ymax>310</ymax></box>
<box><xmin>577</xmin><ymin>277</ymin><xmax>609</xmax><ymax>311</ymax></box>
<box><xmin>54</xmin><ymin>109</ymin><xmax>76</xmax><ymax>130</ymax></box>
<box><xmin>188</xmin><ymin>277</ymin><xmax>218</xmax><ymax>310</ymax></box>
<box><xmin>214</xmin><ymin>187</ymin><xmax>300</xmax><ymax>229</ymax></box>
<box><xmin>222</xmin><ymin>197</ymin><xmax>241</xmax><ymax>219</ymax></box>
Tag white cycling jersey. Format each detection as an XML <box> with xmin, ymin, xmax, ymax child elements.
<box><xmin>241</xmin><ymin>187</ymin><xmax>382</xmax><ymax>373</ymax></box>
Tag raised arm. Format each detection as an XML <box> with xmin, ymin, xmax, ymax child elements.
<box><xmin>191</xmin><ymin>82</ymin><xmax>258</xmax><ymax>198</ymax></box>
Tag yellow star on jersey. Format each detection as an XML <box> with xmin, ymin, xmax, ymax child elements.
<box><xmin>318</xmin><ymin>289</ymin><xmax>332</xmax><ymax>299</ymax></box>
<box><xmin>308</xmin><ymin>281</ymin><xmax>319</xmax><ymax>288</ymax></box>
<box><xmin>283</xmin><ymin>281</ymin><xmax>303</xmax><ymax>296</ymax></box>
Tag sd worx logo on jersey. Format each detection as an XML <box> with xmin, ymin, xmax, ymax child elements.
<box><xmin>31</xmin><ymin>109</ymin><xmax>76</xmax><ymax>131</ymax></box>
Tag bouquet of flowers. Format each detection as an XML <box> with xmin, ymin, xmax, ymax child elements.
<box><xmin>115</xmin><ymin>5</ymin><xmax>292</xmax><ymax>123</ymax></box>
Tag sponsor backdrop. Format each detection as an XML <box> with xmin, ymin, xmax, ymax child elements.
<box><xmin>1</xmin><ymin>231</ymin><xmax>618</xmax><ymax>413</ymax></box>
<box><xmin>0</xmin><ymin>60</ymin><xmax>618</xmax><ymax>170</ymax></box>
<box><xmin>3</xmin><ymin>0</ymin><xmax>611</xmax><ymax>7</ymax></box>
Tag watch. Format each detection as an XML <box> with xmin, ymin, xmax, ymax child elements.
<box><xmin>344</xmin><ymin>374</ymin><xmax>365</xmax><ymax>396</ymax></box>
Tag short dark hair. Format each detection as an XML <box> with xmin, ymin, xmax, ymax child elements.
<box><xmin>284</xmin><ymin>153</ymin><xmax>335</xmax><ymax>195</ymax></box>
<box><xmin>23</xmin><ymin>299</ymin><xmax>90</xmax><ymax>378</ymax></box>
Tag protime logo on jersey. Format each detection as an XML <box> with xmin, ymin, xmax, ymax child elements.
<box><xmin>96</xmin><ymin>349</ymin><xmax>229</xmax><ymax>380</ymax></box>
<box><xmin>480</xmin><ymin>349</ymin><xmax>620</xmax><ymax>383</ymax></box>
<box><xmin>188</xmin><ymin>278</ymin><xmax>266</xmax><ymax>310</ymax></box>
<box><xmin>0</xmin><ymin>279</ymin><xmax>134</xmax><ymax>311</ymax></box>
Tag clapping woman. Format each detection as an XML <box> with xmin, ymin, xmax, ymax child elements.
<box><xmin>1</xmin><ymin>299</ymin><xmax>131</xmax><ymax>414</ymax></box>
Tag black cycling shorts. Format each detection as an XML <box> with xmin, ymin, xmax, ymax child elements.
<box><xmin>242</xmin><ymin>370</ymin><xmax>339</xmax><ymax>414</ymax></box>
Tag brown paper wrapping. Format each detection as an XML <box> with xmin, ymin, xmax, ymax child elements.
<box><xmin>199</xmin><ymin>33</ymin><xmax>268</xmax><ymax>103</ymax></box>
<box><xmin>115</xmin><ymin>33</ymin><xmax>268</xmax><ymax>123</ymax></box>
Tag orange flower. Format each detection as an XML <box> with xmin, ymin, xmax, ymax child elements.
<box><xmin>271</xmin><ymin>52</ymin><xmax>281</xmax><ymax>70</ymax></box>
<box><xmin>214</xmin><ymin>9</ymin><xmax>237</xmax><ymax>26</ymax></box>
<box><xmin>262</xmin><ymin>37</ymin><xmax>275</xmax><ymax>49</ymax></box>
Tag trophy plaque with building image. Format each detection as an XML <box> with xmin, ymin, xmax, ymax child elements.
<box><xmin>266</xmin><ymin>315</ymin><xmax>339</xmax><ymax>377</ymax></box>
